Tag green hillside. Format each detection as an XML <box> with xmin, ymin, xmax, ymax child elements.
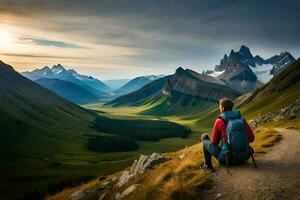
<box><xmin>107</xmin><ymin>68</ymin><xmax>240</xmax><ymax>116</ymax></box>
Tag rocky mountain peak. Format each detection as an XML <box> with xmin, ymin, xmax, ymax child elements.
<box><xmin>239</xmin><ymin>45</ymin><xmax>252</xmax><ymax>57</ymax></box>
<box><xmin>51</xmin><ymin>64</ymin><xmax>66</xmax><ymax>74</ymax></box>
<box><xmin>175</xmin><ymin>67</ymin><xmax>185</xmax><ymax>74</ymax></box>
<box><xmin>52</xmin><ymin>64</ymin><xmax>65</xmax><ymax>70</ymax></box>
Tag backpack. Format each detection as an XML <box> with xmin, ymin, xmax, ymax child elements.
<box><xmin>219</xmin><ymin>110</ymin><xmax>250</xmax><ymax>164</ymax></box>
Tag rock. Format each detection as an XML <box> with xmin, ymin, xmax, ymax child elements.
<box><xmin>117</xmin><ymin>153</ymin><xmax>166</xmax><ymax>188</ymax></box>
<box><xmin>98</xmin><ymin>192</ymin><xmax>106</xmax><ymax>200</ymax></box>
<box><xmin>99</xmin><ymin>181</ymin><xmax>110</xmax><ymax>189</ymax></box>
<box><xmin>131</xmin><ymin>154</ymin><xmax>149</xmax><ymax>175</ymax></box>
<box><xmin>117</xmin><ymin>171</ymin><xmax>135</xmax><ymax>188</ymax></box>
<box><xmin>179</xmin><ymin>153</ymin><xmax>186</xmax><ymax>160</ymax></box>
<box><xmin>136</xmin><ymin>153</ymin><xmax>166</xmax><ymax>173</ymax></box>
<box><xmin>216</xmin><ymin>193</ymin><xmax>223</xmax><ymax>199</ymax></box>
<box><xmin>120</xmin><ymin>184</ymin><xmax>140</xmax><ymax>198</ymax></box>
<box><xmin>115</xmin><ymin>192</ymin><xmax>121</xmax><ymax>200</ymax></box>
<box><xmin>69</xmin><ymin>189</ymin><xmax>86</xmax><ymax>200</ymax></box>
<box><xmin>249</xmin><ymin>99</ymin><xmax>300</xmax><ymax>129</ymax></box>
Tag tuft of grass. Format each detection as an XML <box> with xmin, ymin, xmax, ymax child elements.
<box><xmin>251</xmin><ymin>127</ymin><xmax>282</xmax><ymax>154</ymax></box>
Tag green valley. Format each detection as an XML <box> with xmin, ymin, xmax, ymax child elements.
<box><xmin>0</xmin><ymin>61</ymin><xmax>192</xmax><ymax>200</ymax></box>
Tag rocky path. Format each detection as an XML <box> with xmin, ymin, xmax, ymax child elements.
<box><xmin>202</xmin><ymin>128</ymin><xmax>300</xmax><ymax>200</ymax></box>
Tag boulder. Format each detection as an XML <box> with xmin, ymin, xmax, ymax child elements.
<box><xmin>117</xmin><ymin>171</ymin><xmax>135</xmax><ymax>188</ymax></box>
<box><xmin>117</xmin><ymin>153</ymin><xmax>166</xmax><ymax>187</ymax></box>
<box><xmin>69</xmin><ymin>189</ymin><xmax>86</xmax><ymax>200</ymax></box>
<box><xmin>120</xmin><ymin>184</ymin><xmax>140</xmax><ymax>198</ymax></box>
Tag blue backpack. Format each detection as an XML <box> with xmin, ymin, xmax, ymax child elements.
<box><xmin>219</xmin><ymin>110</ymin><xmax>250</xmax><ymax>164</ymax></box>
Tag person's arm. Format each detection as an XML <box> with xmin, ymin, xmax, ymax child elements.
<box><xmin>211</xmin><ymin>119</ymin><xmax>222</xmax><ymax>145</ymax></box>
<box><xmin>244</xmin><ymin>119</ymin><xmax>255</xmax><ymax>143</ymax></box>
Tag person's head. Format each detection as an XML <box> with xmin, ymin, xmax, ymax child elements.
<box><xmin>219</xmin><ymin>98</ymin><xmax>234</xmax><ymax>113</ymax></box>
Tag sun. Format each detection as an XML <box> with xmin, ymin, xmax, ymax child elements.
<box><xmin>0</xmin><ymin>29</ymin><xmax>13</xmax><ymax>47</ymax></box>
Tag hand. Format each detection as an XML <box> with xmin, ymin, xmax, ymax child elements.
<box><xmin>201</xmin><ymin>133</ymin><xmax>209</xmax><ymax>141</ymax></box>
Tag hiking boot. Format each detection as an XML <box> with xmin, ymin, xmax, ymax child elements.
<box><xmin>200</xmin><ymin>162</ymin><xmax>215</xmax><ymax>173</ymax></box>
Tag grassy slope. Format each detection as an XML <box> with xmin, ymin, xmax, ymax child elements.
<box><xmin>107</xmin><ymin>68</ymin><xmax>240</xmax><ymax>117</ymax></box>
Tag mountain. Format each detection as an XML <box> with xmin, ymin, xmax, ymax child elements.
<box><xmin>107</xmin><ymin>67</ymin><xmax>240</xmax><ymax>116</ymax></box>
<box><xmin>218</xmin><ymin>50</ymin><xmax>262</xmax><ymax>94</ymax></box>
<box><xmin>210</xmin><ymin>45</ymin><xmax>296</xmax><ymax>85</ymax></box>
<box><xmin>103</xmin><ymin>79</ymin><xmax>130</xmax><ymax>89</ymax></box>
<box><xmin>114</xmin><ymin>75</ymin><xmax>164</xmax><ymax>95</ymax></box>
<box><xmin>36</xmin><ymin>78</ymin><xmax>109</xmax><ymax>104</ymax></box>
<box><xmin>69</xmin><ymin>69</ymin><xmax>111</xmax><ymax>92</ymax></box>
<box><xmin>22</xmin><ymin>64</ymin><xmax>112</xmax><ymax>92</ymax></box>
<box><xmin>245</xmin><ymin>58</ymin><xmax>300</xmax><ymax>102</ymax></box>
<box><xmin>268</xmin><ymin>52</ymin><xmax>296</xmax><ymax>75</ymax></box>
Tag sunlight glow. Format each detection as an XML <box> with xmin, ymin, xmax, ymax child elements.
<box><xmin>0</xmin><ymin>29</ymin><xmax>13</xmax><ymax>47</ymax></box>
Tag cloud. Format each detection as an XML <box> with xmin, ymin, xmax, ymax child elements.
<box><xmin>1</xmin><ymin>53</ymin><xmax>85</xmax><ymax>59</ymax></box>
<box><xmin>0</xmin><ymin>0</ymin><xmax>299</xmax><ymax>79</ymax></box>
<box><xmin>19</xmin><ymin>38</ymin><xmax>84</xmax><ymax>48</ymax></box>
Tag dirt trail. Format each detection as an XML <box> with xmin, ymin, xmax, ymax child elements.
<box><xmin>202</xmin><ymin>128</ymin><xmax>300</xmax><ymax>200</ymax></box>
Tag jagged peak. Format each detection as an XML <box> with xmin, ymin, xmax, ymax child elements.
<box><xmin>280</xmin><ymin>51</ymin><xmax>293</xmax><ymax>57</ymax></box>
<box><xmin>239</xmin><ymin>45</ymin><xmax>250</xmax><ymax>52</ymax></box>
<box><xmin>52</xmin><ymin>63</ymin><xmax>65</xmax><ymax>69</ymax></box>
<box><xmin>175</xmin><ymin>67</ymin><xmax>185</xmax><ymax>74</ymax></box>
<box><xmin>41</xmin><ymin>66</ymin><xmax>51</xmax><ymax>71</ymax></box>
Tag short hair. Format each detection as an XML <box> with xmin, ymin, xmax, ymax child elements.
<box><xmin>219</xmin><ymin>98</ymin><xmax>234</xmax><ymax>111</ymax></box>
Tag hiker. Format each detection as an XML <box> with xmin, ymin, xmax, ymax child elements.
<box><xmin>200</xmin><ymin>98</ymin><xmax>255</xmax><ymax>171</ymax></box>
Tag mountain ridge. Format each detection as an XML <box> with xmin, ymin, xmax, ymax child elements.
<box><xmin>107</xmin><ymin>67</ymin><xmax>240</xmax><ymax>116</ymax></box>
<box><xmin>36</xmin><ymin>78</ymin><xmax>110</xmax><ymax>104</ymax></box>
<box><xmin>211</xmin><ymin>45</ymin><xmax>296</xmax><ymax>85</ymax></box>
<box><xmin>114</xmin><ymin>75</ymin><xmax>165</xmax><ymax>96</ymax></box>
<box><xmin>22</xmin><ymin>64</ymin><xmax>112</xmax><ymax>93</ymax></box>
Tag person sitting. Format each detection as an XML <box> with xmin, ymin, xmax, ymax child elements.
<box><xmin>200</xmin><ymin>98</ymin><xmax>255</xmax><ymax>171</ymax></box>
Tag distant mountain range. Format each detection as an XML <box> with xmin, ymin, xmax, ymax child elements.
<box><xmin>22</xmin><ymin>64</ymin><xmax>112</xmax><ymax>104</ymax></box>
<box><xmin>107</xmin><ymin>67</ymin><xmax>239</xmax><ymax>116</ymax></box>
<box><xmin>103</xmin><ymin>79</ymin><xmax>130</xmax><ymax>89</ymax></box>
<box><xmin>206</xmin><ymin>45</ymin><xmax>296</xmax><ymax>89</ymax></box>
<box><xmin>22</xmin><ymin>64</ymin><xmax>112</xmax><ymax>92</ymax></box>
<box><xmin>36</xmin><ymin>78</ymin><xmax>110</xmax><ymax>104</ymax></box>
<box><xmin>20</xmin><ymin>45</ymin><xmax>297</xmax><ymax>105</ymax></box>
<box><xmin>22</xmin><ymin>65</ymin><xmax>166</xmax><ymax>103</ymax></box>
<box><xmin>114</xmin><ymin>75</ymin><xmax>164</xmax><ymax>96</ymax></box>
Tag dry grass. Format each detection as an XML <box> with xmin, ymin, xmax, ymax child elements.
<box><xmin>251</xmin><ymin>127</ymin><xmax>282</xmax><ymax>154</ymax></box>
<box><xmin>45</xmin><ymin>179</ymin><xmax>99</xmax><ymax>200</ymax></box>
<box><xmin>48</xmin><ymin>125</ymin><xmax>284</xmax><ymax>200</ymax></box>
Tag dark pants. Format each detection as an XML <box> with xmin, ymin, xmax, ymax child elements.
<box><xmin>203</xmin><ymin>137</ymin><xmax>254</xmax><ymax>167</ymax></box>
<box><xmin>203</xmin><ymin>138</ymin><xmax>221</xmax><ymax>167</ymax></box>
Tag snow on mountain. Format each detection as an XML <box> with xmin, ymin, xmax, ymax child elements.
<box><xmin>250</xmin><ymin>64</ymin><xmax>273</xmax><ymax>83</ymax></box>
<box><xmin>206</xmin><ymin>46</ymin><xmax>296</xmax><ymax>85</ymax></box>
<box><xmin>22</xmin><ymin>64</ymin><xmax>111</xmax><ymax>92</ymax></box>
<box><xmin>203</xmin><ymin>70</ymin><xmax>225</xmax><ymax>77</ymax></box>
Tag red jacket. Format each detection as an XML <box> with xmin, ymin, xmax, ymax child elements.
<box><xmin>211</xmin><ymin>116</ymin><xmax>255</xmax><ymax>145</ymax></box>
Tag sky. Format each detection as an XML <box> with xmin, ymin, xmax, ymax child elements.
<box><xmin>0</xmin><ymin>0</ymin><xmax>299</xmax><ymax>80</ymax></box>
